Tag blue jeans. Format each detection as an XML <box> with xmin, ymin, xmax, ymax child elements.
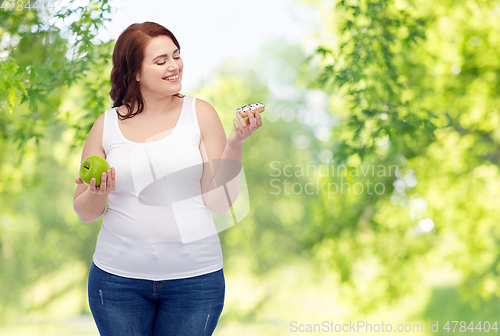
<box><xmin>88</xmin><ymin>262</ymin><xmax>225</xmax><ymax>336</ymax></box>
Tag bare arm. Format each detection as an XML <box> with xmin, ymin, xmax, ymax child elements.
<box><xmin>197</xmin><ymin>99</ymin><xmax>262</xmax><ymax>216</ymax></box>
<box><xmin>73</xmin><ymin>189</ymin><xmax>110</xmax><ymax>224</ymax></box>
<box><xmin>73</xmin><ymin>113</ymin><xmax>116</xmax><ymax>223</ymax></box>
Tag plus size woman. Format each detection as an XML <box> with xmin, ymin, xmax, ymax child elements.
<box><xmin>72</xmin><ymin>21</ymin><xmax>262</xmax><ymax>336</ymax></box>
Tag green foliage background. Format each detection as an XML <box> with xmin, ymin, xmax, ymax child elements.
<box><xmin>1</xmin><ymin>0</ymin><xmax>500</xmax><ymax>334</ymax></box>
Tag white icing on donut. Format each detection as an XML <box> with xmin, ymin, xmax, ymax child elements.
<box><xmin>236</xmin><ymin>102</ymin><xmax>265</xmax><ymax>115</ymax></box>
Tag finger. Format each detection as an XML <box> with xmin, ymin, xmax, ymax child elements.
<box><xmin>90</xmin><ymin>178</ymin><xmax>96</xmax><ymax>193</ymax></box>
<box><xmin>255</xmin><ymin>111</ymin><xmax>262</xmax><ymax>127</ymax></box>
<box><xmin>236</xmin><ymin>113</ymin><xmax>245</xmax><ymax>130</ymax></box>
<box><xmin>243</xmin><ymin>115</ymin><xmax>252</xmax><ymax>131</ymax></box>
<box><xmin>100</xmin><ymin>172</ymin><xmax>107</xmax><ymax>191</ymax></box>
<box><xmin>233</xmin><ymin>119</ymin><xmax>241</xmax><ymax>133</ymax></box>
<box><xmin>247</xmin><ymin>109</ymin><xmax>256</xmax><ymax>127</ymax></box>
<box><xmin>111</xmin><ymin>168</ymin><xmax>116</xmax><ymax>190</ymax></box>
<box><xmin>106</xmin><ymin>169</ymin><xmax>112</xmax><ymax>186</ymax></box>
<box><xmin>236</xmin><ymin>112</ymin><xmax>244</xmax><ymax>123</ymax></box>
<box><xmin>237</xmin><ymin>112</ymin><xmax>250</xmax><ymax>132</ymax></box>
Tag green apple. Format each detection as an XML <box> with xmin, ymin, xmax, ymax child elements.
<box><xmin>79</xmin><ymin>156</ymin><xmax>111</xmax><ymax>187</ymax></box>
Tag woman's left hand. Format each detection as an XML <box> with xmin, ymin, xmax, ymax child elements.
<box><xmin>228</xmin><ymin>110</ymin><xmax>263</xmax><ymax>145</ymax></box>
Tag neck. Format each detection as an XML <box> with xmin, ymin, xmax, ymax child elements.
<box><xmin>139</xmin><ymin>91</ymin><xmax>179</xmax><ymax>116</ymax></box>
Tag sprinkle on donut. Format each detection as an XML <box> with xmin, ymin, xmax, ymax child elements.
<box><xmin>236</xmin><ymin>102</ymin><xmax>265</xmax><ymax>118</ymax></box>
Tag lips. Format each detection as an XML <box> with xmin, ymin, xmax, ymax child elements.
<box><xmin>163</xmin><ymin>74</ymin><xmax>180</xmax><ymax>81</ymax></box>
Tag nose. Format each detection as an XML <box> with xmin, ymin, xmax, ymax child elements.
<box><xmin>166</xmin><ymin>58</ymin><xmax>180</xmax><ymax>71</ymax></box>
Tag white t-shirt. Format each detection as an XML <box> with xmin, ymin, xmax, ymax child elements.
<box><xmin>92</xmin><ymin>95</ymin><xmax>223</xmax><ymax>280</ymax></box>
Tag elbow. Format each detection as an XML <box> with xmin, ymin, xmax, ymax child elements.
<box><xmin>202</xmin><ymin>182</ymin><xmax>240</xmax><ymax>216</ymax></box>
<box><xmin>77</xmin><ymin>216</ymin><xmax>100</xmax><ymax>224</ymax></box>
<box><xmin>75</xmin><ymin>214</ymin><xmax>89</xmax><ymax>224</ymax></box>
<box><xmin>214</xmin><ymin>207</ymin><xmax>230</xmax><ymax>217</ymax></box>
<box><xmin>72</xmin><ymin>194</ymin><xmax>106</xmax><ymax>223</ymax></box>
<box><xmin>73</xmin><ymin>206</ymin><xmax>101</xmax><ymax>224</ymax></box>
<box><xmin>215</xmin><ymin>195</ymin><xmax>239</xmax><ymax>216</ymax></box>
<box><xmin>202</xmin><ymin>192</ymin><xmax>228</xmax><ymax>217</ymax></box>
<box><xmin>208</xmin><ymin>205</ymin><xmax>230</xmax><ymax>217</ymax></box>
<box><xmin>74</xmin><ymin>211</ymin><xmax>92</xmax><ymax>224</ymax></box>
<box><xmin>206</xmin><ymin>195</ymin><xmax>239</xmax><ymax>217</ymax></box>
<box><xmin>73</xmin><ymin>199</ymin><xmax>88</xmax><ymax>223</ymax></box>
<box><xmin>73</xmin><ymin>204</ymin><xmax>85</xmax><ymax>223</ymax></box>
<box><xmin>73</xmin><ymin>203</ymin><xmax>87</xmax><ymax>223</ymax></box>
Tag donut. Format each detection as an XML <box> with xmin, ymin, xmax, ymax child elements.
<box><xmin>236</xmin><ymin>102</ymin><xmax>265</xmax><ymax>118</ymax></box>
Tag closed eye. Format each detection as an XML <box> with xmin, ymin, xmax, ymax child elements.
<box><xmin>157</xmin><ymin>57</ymin><xmax>181</xmax><ymax>65</ymax></box>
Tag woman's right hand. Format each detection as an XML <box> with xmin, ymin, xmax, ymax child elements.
<box><xmin>75</xmin><ymin>167</ymin><xmax>116</xmax><ymax>197</ymax></box>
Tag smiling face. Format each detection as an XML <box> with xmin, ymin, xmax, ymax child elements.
<box><xmin>136</xmin><ymin>35</ymin><xmax>183</xmax><ymax>99</ymax></box>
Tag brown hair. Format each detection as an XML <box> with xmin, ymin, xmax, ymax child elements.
<box><xmin>109</xmin><ymin>21</ymin><xmax>185</xmax><ymax>120</ymax></box>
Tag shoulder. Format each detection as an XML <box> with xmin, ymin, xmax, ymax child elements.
<box><xmin>91</xmin><ymin>112</ymin><xmax>106</xmax><ymax>133</ymax></box>
<box><xmin>91</xmin><ymin>112</ymin><xmax>107</xmax><ymax>142</ymax></box>
<box><xmin>79</xmin><ymin>112</ymin><xmax>107</xmax><ymax>164</ymax></box>
<box><xmin>87</xmin><ymin>109</ymin><xmax>113</xmax><ymax>149</ymax></box>
<box><xmin>194</xmin><ymin>98</ymin><xmax>226</xmax><ymax>139</ymax></box>
<box><xmin>195</xmin><ymin>98</ymin><xmax>222</xmax><ymax>121</ymax></box>
<box><xmin>195</xmin><ymin>98</ymin><xmax>215</xmax><ymax>112</ymax></box>
<box><xmin>195</xmin><ymin>98</ymin><xmax>220</xmax><ymax>123</ymax></box>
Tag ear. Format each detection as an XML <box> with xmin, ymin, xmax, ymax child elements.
<box><xmin>136</xmin><ymin>73</ymin><xmax>140</xmax><ymax>82</ymax></box>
